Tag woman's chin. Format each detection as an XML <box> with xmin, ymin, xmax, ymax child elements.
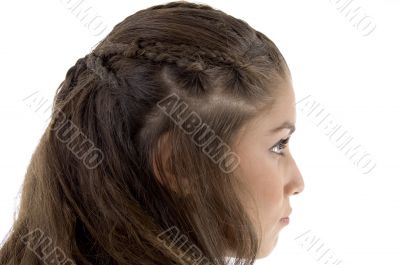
<box><xmin>256</xmin><ymin>235</ymin><xmax>279</xmax><ymax>259</ymax></box>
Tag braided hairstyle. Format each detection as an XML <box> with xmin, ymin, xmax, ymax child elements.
<box><xmin>0</xmin><ymin>1</ymin><xmax>291</xmax><ymax>265</ymax></box>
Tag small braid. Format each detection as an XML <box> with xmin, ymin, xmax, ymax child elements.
<box><xmin>85</xmin><ymin>53</ymin><xmax>120</xmax><ymax>87</ymax></box>
<box><xmin>87</xmin><ymin>34</ymin><xmax>247</xmax><ymax>86</ymax></box>
<box><xmin>64</xmin><ymin>57</ymin><xmax>87</xmax><ymax>88</ymax></box>
<box><xmin>97</xmin><ymin>38</ymin><xmax>246</xmax><ymax>71</ymax></box>
<box><xmin>129</xmin><ymin>41</ymin><xmax>207</xmax><ymax>72</ymax></box>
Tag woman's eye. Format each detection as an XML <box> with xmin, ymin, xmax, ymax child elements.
<box><xmin>270</xmin><ymin>137</ymin><xmax>290</xmax><ymax>156</ymax></box>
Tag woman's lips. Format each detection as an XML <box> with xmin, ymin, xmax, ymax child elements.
<box><xmin>279</xmin><ymin>217</ymin><xmax>290</xmax><ymax>225</ymax></box>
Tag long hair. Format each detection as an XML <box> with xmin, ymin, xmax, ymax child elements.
<box><xmin>0</xmin><ymin>1</ymin><xmax>290</xmax><ymax>265</ymax></box>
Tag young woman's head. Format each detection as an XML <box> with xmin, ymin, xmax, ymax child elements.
<box><xmin>0</xmin><ymin>1</ymin><xmax>304</xmax><ymax>264</ymax></box>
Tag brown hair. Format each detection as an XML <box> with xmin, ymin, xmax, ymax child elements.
<box><xmin>0</xmin><ymin>1</ymin><xmax>290</xmax><ymax>265</ymax></box>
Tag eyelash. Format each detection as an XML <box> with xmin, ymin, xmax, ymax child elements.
<box><xmin>270</xmin><ymin>137</ymin><xmax>290</xmax><ymax>156</ymax></box>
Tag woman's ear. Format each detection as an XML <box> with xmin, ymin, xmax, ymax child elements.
<box><xmin>152</xmin><ymin>132</ymin><xmax>189</xmax><ymax>195</ymax></box>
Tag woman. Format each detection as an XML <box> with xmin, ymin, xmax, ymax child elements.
<box><xmin>0</xmin><ymin>1</ymin><xmax>304</xmax><ymax>264</ymax></box>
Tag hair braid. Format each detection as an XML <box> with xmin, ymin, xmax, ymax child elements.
<box><xmin>96</xmin><ymin>37</ymin><xmax>246</xmax><ymax>72</ymax></box>
<box><xmin>85</xmin><ymin>36</ymin><xmax>250</xmax><ymax>99</ymax></box>
<box><xmin>85</xmin><ymin>53</ymin><xmax>120</xmax><ymax>87</ymax></box>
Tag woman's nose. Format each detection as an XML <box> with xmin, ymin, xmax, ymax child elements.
<box><xmin>286</xmin><ymin>157</ymin><xmax>305</xmax><ymax>196</ymax></box>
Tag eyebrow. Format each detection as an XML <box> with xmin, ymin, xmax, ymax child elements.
<box><xmin>269</xmin><ymin>121</ymin><xmax>296</xmax><ymax>135</ymax></box>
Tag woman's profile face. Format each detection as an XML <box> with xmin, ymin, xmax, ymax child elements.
<box><xmin>232</xmin><ymin>78</ymin><xmax>305</xmax><ymax>258</ymax></box>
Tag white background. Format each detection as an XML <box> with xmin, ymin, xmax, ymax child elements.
<box><xmin>1</xmin><ymin>1</ymin><xmax>399</xmax><ymax>264</ymax></box>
